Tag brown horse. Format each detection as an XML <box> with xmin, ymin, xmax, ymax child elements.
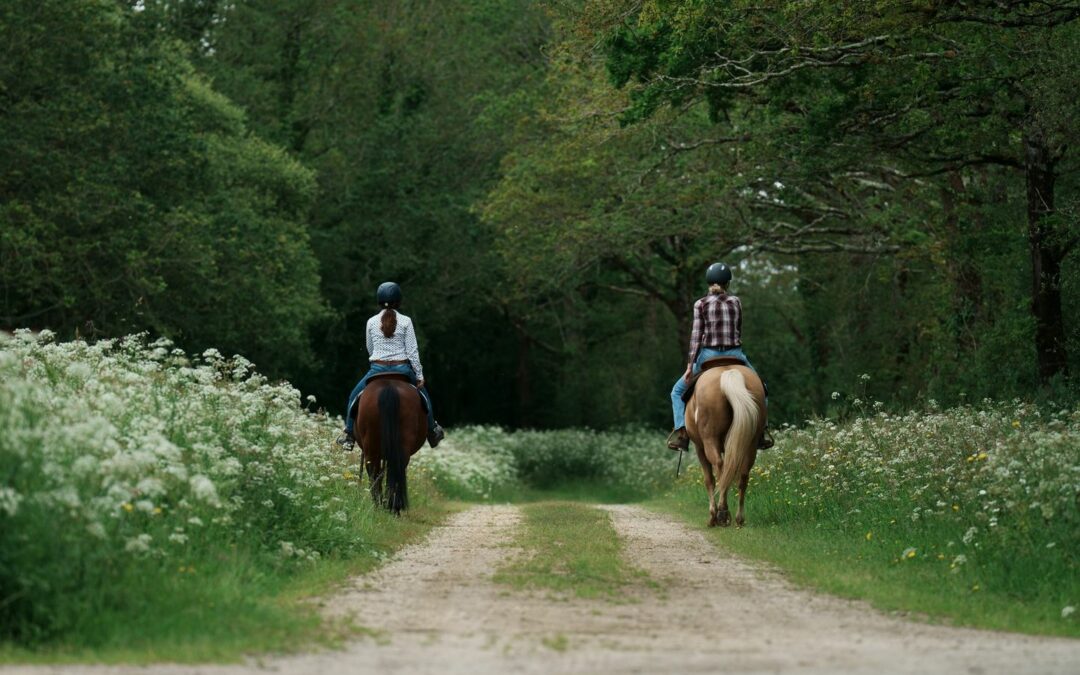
<box><xmin>685</xmin><ymin>362</ymin><xmax>767</xmax><ymax>527</ymax></box>
<box><xmin>355</xmin><ymin>375</ymin><xmax>427</xmax><ymax>514</ymax></box>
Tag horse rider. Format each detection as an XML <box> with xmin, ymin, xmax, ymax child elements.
<box><xmin>336</xmin><ymin>282</ymin><xmax>445</xmax><ymax>449</ymax></box>
<box><xmin>667</xmin><ymin>262</ymin><xmax>774</xmax><ymax>451</ymax></box>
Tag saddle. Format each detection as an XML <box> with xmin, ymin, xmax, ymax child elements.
<box><xmin>680</xmin><ymin>356</ymin><xmax>749</xmax><ymax>403</ymax></box>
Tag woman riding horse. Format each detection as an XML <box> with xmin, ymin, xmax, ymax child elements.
<box><xmin>337</xmin><ymin>282</ymin><xmax>444</xmax><ymax>449</ymax></box>
<box><xmin>667</xmin><ymin>262</ymin><xmax>773</xmax><ymax>451</ymax></box>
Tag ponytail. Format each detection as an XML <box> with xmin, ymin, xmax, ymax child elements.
<box><xmin>380</xmin><ymin>306</ymin><xmax>398</xmax><ymax>337</ymax></box>
<box><xmin>708</xmin><ymin>283</ymin><xmax>727</xmax><ymax>295</ymax></box>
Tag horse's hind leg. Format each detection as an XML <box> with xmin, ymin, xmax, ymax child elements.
<box><xmin>713</xmin><ymin>449</ymin><xmax>733</xmax><ymax>527</ymax></box>
<box><xmin>735</xmin><ymin>471</ymin><xmax>750</xmax><ymax>527</ymax></box>
<box><xmin>366</xmin><ymin>459</ymin><xmax>384</xmax><ymax>506</ymax></box>
<box><xmin>697</xmin><ymin>447</ymin><xmax>718</xmax><ymax>527</ymax></box>
<box><xmin>702</xmin><ymin>440</ymin><xmax>728</xmax><ymax>527</ymax></box>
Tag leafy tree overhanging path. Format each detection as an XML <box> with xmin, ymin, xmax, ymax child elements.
<box><xmin>8</xmin><ymin>505</ymin><xmax>1079</xmax><ymax>674</ymax></box>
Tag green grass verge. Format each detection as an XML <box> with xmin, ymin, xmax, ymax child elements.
<box><xmin>0</xmin><ymin>493</ymin><xmax>453</xmax><ymax>665</ymax></box>
<box><xmin>653</xmin><ymin>480</ymin><xmax>1079</xmax><ymax>637</ymax></box>
<box><xmin>495</xmin><ymin>501</ymin><xmax>647</xmax><ymax>599</ymax></box>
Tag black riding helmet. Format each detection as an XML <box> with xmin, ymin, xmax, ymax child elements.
<box><xmin>705</xmin><ymin>262</ymin><xmax>732</xmax><ymax>285</ymax></box>
<box><xmin>376</xmin><ymin>281</ymin><xmax>402</xmax><ymax>307</ymax></box>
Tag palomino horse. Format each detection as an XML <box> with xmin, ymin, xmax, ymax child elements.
<box><xmin>685</xmin><ymin>359</ymin><xmax>767</xmax><ymax>527</ymax></box>
<box><xmin>355</xmin><ymin>374</ymin><xmax>427</xmax><ymax>514</ymax></box>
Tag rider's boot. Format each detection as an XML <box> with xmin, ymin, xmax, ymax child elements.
<box><xmin>757</xmin><ymin>427</ymin><xmax>775</xmax><ymax>450</ymax></box>
<box><xmin>335</xmin><ymin>429</ymin><xmax>355</xmax><ymax>449</ymax></box>
<box><xmin>666</xmin><ymin>427</ymin><xmax>690</xmax><ymax>451</ymax></box>
<box><xmin>427</xmin><ymin>422</ymin><xmax>445</xmax><ymax>448</ymax></box>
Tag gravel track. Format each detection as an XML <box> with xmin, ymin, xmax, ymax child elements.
<box><xmin>4</xmin><ymin>504</ymin><xmax>1078</xmax><ymax>674</ymax></box>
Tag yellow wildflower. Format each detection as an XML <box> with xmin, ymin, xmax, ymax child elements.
<box><xmin>121</xmin><ymin>503</ymin><xmax>134</xmax><ymax>513</ymax></box>
<box><xmin>1012</xmin><ymin>420</ymin><xmax>1021</xmax><ymax>429</ymax></box>
<box><xmin>152</xmin><ymin>507</ymin><xmax>163</xmax><ymax>515</ymax></box>
<box><xmin>865</xmin><ymin>531</ymin><xmax>873</xmax><ymax>541</ymax></box>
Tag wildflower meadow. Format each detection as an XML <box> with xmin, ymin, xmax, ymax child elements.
<box><xmin>3</xmin><ymin>330</ymin><xmax>1078</xmax><ymax>651</ymax></box>
<box><xmin>0</xmin><ymin>331</ymin><xmax>438</xmax><ymax>653</ymax></box>
<box><xmin>664</xmin><ymin>398</ymin><xmax>1080</xmax><ymax>634</ymax></box>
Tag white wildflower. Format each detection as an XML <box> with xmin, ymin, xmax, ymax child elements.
<box><xmin>0</xmin><ymin>487</ymin><xmax>23</xmax><ymax>516</ymax></box>
<box><xmin>189</xmin><ymin>475</ymin><xmax>220</xmax><ymax>506</ymax></box>
<box><xmin>125</xmin><ymin>534</ymin><xmax>153</xmax><ymax>553</ymax></box>
<box><xmin>86</xmin><ymin>522</ymin><xmax>107</xmax><ymax>539</ymax></box>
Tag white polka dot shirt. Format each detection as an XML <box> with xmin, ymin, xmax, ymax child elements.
<box><xmin>366</xmin><ymin>310</ymin><xmax>424</xmax><ymax>380</ymax></box>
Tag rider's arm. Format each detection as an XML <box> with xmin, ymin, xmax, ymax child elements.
<box><xmin>733</xmin><ymin>295</ymin><xmax>743</xmax><ymax>338</ymax></box>
<box><xmin>687</xmin><ymin>299</ymin><xmax>703</xmax><ymax>366</ymax></box>
<box><xmin>403</xmin><ymin>318</ymin><xmax>424</xmax><ymax>381</ymax></box>
<box><xmin>366</xmin><ymin>316</ymin><xmax>375</xmax><ymax>355</ymax></box>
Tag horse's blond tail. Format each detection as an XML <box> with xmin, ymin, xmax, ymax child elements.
<box><xmin>717</xmin><ymin>369</ymin><xmax>760</xmax><ymax>494</ymax></box>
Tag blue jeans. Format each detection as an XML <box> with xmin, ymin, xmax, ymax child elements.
<box><xmin>670</xmin><ymin>347</ymin><xmax>759</xmax><ymax>429</ymax></box>
<box><xmin>345</xmin><ymin>363</ymin><xmax>436</xmax><ymax>434</ymax></box>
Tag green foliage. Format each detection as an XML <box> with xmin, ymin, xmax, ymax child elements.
<box><xmin>414</xmin><ymin>425</ymin><xmax>676</xmax><ymax>500</ymax></box>
<box><xmin>0</xmin><ymin>0</ymin><xmax>325</xmax><ymax>378</ymax></box>
<box><xmin>659</xmin><ymin>398</ymin><xmax>1080</xmax><ymax>636</ymax></box>
<box><xmin>185</xmin><ymin>0</ymin><xmax>552</xmax><ymax>416</ymax></box>
<box><xmin>3</xmin><ymin>0</ymin><xmax>1079</xmax><ymax>430</ymax></box>
<box><xmin>0</xmin><ymin>332</ymin><xmax>441</xmax><ymax>652</ymax></box>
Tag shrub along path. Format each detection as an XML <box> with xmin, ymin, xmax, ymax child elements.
<box><xmin>5</xmin><ymin>504</ymin><xmax>1079</xmax><ymax>674</ymax></box>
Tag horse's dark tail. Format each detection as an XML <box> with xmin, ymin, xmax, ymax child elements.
<box><xmin>379</xmin><ymin>385</ymin><xmax>408</xmax><ymax>514</ymax></box>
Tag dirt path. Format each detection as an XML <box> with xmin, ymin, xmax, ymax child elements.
<box><xmin>4</xmin><ymin>504</ymin><xmax>1078</xmax><ymax>674</ymax></box>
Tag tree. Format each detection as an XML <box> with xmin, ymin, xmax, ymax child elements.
<box><xmin>0</xmin><ymin>0</ymin><xmax>326</xmax><ymax>376</ymax></box>
<box><xmin>601</xmin><ymin>0</ymin><xmax>1080</xmax><ymax>382</ymax></box>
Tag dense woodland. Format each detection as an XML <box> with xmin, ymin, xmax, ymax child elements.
<box><xmin>2</xmin><ymin>0</ymin><xmax>1078</xmax><ymax>428</ymax></box>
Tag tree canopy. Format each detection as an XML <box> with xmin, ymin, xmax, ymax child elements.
<box><xmin>2</xmin><ymin>0</ymin><xmax>1077</xmax><ymax>427</ymax></box>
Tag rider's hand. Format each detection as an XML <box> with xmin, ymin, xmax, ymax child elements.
<box><xmin>683</xmin><ymin>365</ymin><xmax>693</xmax><ymax>383</ymax></box>
<box><xmin>417</xmin><ymin>378</ymin><xmax>425</xmax><ymax>389</ymax></box>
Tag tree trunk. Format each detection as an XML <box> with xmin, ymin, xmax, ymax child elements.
<box><xmin>1024</xmin><ymin>133</ymin><xmax>1068</xmax><ymax>382</ymax></box>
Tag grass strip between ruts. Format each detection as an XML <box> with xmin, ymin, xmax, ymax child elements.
<box><xmin>495</xmin><ymin>501</ymin><xmax>647</xmax><ymax>600</ymax></box>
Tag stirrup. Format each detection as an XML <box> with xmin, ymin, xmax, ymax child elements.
<box><xmin>758</xmin><ymin>429</ymin><xmax>775</xmax><ymax>450</ymax></box>
<box><xmin>666</xmin><ymin>428</ymin><xmax>689</xmax><ymax>451</ymax></box>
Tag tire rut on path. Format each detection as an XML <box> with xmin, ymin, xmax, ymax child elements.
<box><xmin>4</xmin><ymin>504</ymin><xmax>1079</xmax><ymax>675</ymax></box>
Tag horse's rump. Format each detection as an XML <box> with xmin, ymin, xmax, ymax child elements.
<box><xmin>356</xmin><ymin>378</ymin><xmax>427</xmax><ymax>513</ymax></box>
<box><xmin>686</xmin><ymin>365</ymin><xmax>766</xmax><ymax>527</ymax></box>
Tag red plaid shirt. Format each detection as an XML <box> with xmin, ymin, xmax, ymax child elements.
<box><xmin>687</xmin><ymin>292</ymin><xmax>742</xmax><ymax>365</ymax></box>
